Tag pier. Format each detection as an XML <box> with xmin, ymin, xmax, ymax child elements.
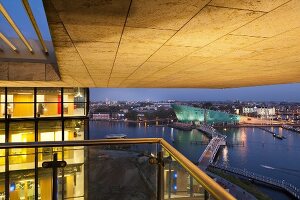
<box><xmin>168</xmin><ymin>122</ymin><xmax>194</xmax><ymax>131</ymax></box>
<box><xmin>197</xmin><ymin>124</ymin><xmax>224</xmax><ymax>139</ymax></box>
<box><xmin>282</xmin><ymin>125</ymin><xmax>300</xmax><ymax>134</ymax></box>
<box><xmin>210</xmin><ymin>164</ymin><xmax>300</xmax><ymax>200</ymax></box>
<box><xmin>213</xmin><ymin>124</ymin><xmax>300</xmax><ymax>128</ymax></box>
<box><xmin>258</xmin><ymin>127</ymin><xmax>275</xmax><ymax>134</ymax></box>
<box><xmin>258</xmin><ymin>127</ymin><xmax>285</xmax><ymax>139</ymax></box>
<box><xmin>197</xmin><ymin>124</ymin><xmax>226</xmax><ymax>170</ymax></box>
<box><xmin>190</xmin><ymin>140</ymin><xmax>209</xmax><ymax>145</ymax></box>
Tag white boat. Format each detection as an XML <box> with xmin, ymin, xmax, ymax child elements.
<box><xmin>105</xmin><ymin>134</ymin><xmax>127</xmax><ymax>139</ymax></box>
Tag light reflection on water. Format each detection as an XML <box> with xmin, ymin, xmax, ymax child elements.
<box><xmin>90</xmin><ymin>121</ymin><xmax>300</xmax><ymax>198</ymax></box>
<box><xmin>222</xmin><ymin>146</ymin><xmax>228</xmax><ymax>163</ymax></box>
<box><xmin>216</xmin><ymin>127</ymin><xmax>300</xmax><ymax>190</ymax></box>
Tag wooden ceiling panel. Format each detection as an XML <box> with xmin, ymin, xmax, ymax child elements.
<box><xmin>166</xmin><ymin>6</ymin><xmax>264</xmax><ymax>47</ymax></box>
<box><xmin>2</xmin><ymin>0</ymin><xmax>300</xmax><ymax>88</ymax></box>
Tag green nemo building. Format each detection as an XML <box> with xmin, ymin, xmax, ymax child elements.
<box><xmin>172</xmin><ymin>104</ymin><xmax>240</xmax><ymax>124</ymax></box>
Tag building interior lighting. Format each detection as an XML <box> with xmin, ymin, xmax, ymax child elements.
<box><xmin>75</xmin><ymin>88</ymin><xmax>83</xmax><ymax>98</ymax></box>
<box><xmin>17</xmin><ymin>93</ymin><xmax>33</xmax><ymax>95</ymax></box>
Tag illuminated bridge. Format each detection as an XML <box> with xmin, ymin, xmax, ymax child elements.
<box><xmin>172</xmin><ymin>104</ymin><xmax>240</xmax><ymax>125</ymax></box>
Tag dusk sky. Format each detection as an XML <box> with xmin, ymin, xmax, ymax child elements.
<box><xmin>0</xmin><ymin>0</ymin><xmax>51</xmax><ymax>40</ymax></box>
<box><xmin>91</xmin><ymin>83</ymin><xmax>300</xmax><ymax>102</ymax></box>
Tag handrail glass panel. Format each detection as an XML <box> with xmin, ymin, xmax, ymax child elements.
<box><xmin>0</xmin><ymin>139</ymin><xmax>235</xmax><ymax>200</ymax></box>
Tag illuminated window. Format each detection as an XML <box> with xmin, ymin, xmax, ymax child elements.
<box><xmin>7</xmin><ymin>88</ymin><xmax>34</xmax><ymax>118</ymax></box>
<box><xmin>8</xmin><ymin>121</ymin><xmax>35</xmax><ymax>200</ymax></box>
<box><xmin>64</xmin><ymin>119</ymin><xmax>85</xmax><ymax>140</ymax></box>
<box><xmin>36</xmin><ymin>88</ymin><xmax>61</xmax><ymax>117</ymax></box>
<box><xmin>0</xmin><ymin>87</ymin><xmax>88</xmax><ymax>199</ymax></box>
<box><xmin>9</xmin><ymin>121</ymin><xmax>34</xmax><ymax>143</ymax></box>
<box><xmin>9</xmin><ymin>147</ymin><xmax>35</xmax><ymax>199</ymax></box>
<box><xmin>0</xmin><ymin>123</ymin><xmax>5</xmax><ymax>173</ymax></box>
<box><xmin>64</xmin><ymin>119</ymin><xmax>85</xmax><ymax>198</ymax></box>
<box><xmin>63</xmin><ymin>88</ymin><xmax>87</xmax><ymax>116</ymax></box>
<box><xmin>38</xmin><ymin>120</ymin><xmax>62</xmax><ymax>141</ymax></box>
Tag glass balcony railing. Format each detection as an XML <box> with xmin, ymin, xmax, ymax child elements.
<box><xmin>0</xmin><ymin>138</ymin><xmax>236</xmax><ymax>200</ymax></box>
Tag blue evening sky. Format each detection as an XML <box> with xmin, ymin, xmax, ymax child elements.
<box><xmin>90</xmin><ymin>83</ymin><xmax>300</xmax><ymax>102</ymax></box>
<box><xmin>0</xmin><ymin>0</ymin><xmax>51</xmax><ymax>40</ymax></box>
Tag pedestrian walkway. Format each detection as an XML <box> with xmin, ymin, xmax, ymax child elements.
<box><xmin>210</xmin><ymin>163</ymin><xmax>300</xmax><ymax>200</ymax></box>
<box><xmin>197</xmin><ymin>124</ymin><xmax>226</xmax><ymax>170</ymax></box>
<box><xmin>206</xmin><ymin>171</ymin><xmax>257</xmax><ymax>200</ymax></box>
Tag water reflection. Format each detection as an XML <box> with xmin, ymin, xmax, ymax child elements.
<box><xmin>241</xmin><ymin>128</ymin><xmax>247</xmax><ymax>142</ymax></box>
<box><xmin>217</xmin><ymin>127</ymin><xmax>300</xmax><ymax>190</ymax></box>
<box><xmin>89</xmin><ymin>121</ymin><xmax>300</xmax><ymax>196</ymax></box>
<box><xmin>279</xmin><ymin>127</ymin><xmax>283</xmax><ymax>137</ymax></box>
<box><xmin>222</xmin><ymin>146</ymin><xmax>228</xmax><ymax>163</ymax></box>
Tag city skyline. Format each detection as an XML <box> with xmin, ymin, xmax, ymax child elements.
<box><xmin>91</xmin><ymin>83</ymin><xmax>300</xmax><ymax>102</ymax></box>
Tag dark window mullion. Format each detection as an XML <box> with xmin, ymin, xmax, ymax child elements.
<box><xmin>4</xmin><ymin>87</ymin><xmax>9</xmax><ymax>200</ymax></box>
<box><xmin>61</xmin><ymin>87</ymin><xmax>65</xmax><ymax>200</ymax></box>
<box><xmin>34</xmin><ymin>87</ymin><xmax>39</xmax><ymax>200</ymax></box>
<box><xmin>61</xmin><ymin>88</ymin><xmax>64</xmax><ymax>141</ymax></box>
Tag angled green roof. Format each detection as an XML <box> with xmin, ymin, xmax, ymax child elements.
<box><xmin>172</xmin><ymin>104</ymin><xmax>240</xmax><ymax>124</ymax></box>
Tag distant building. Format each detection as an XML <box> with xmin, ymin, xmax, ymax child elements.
<box><xmin>93</xmin><ymin>113</ymin><xmax>110</xmax><ymax>120</ymax></box>
<box><xmin>111</xmin><ymin>113</ymin><xmax>125</xmax><ymax>120</ymax></box>
<box><xmin>172</xmin><ymin>104</ymin><xmax>240</xmax><ymax>124</ymax></box>
<box><xmin>155</xmin><ymin>102</ymin><xmax>172</xmax><ymax>108</ymax></box>
<box><xmin>242</xmin><ymin>106</ymin><xmax>276</xmax><ymax>118</ymax></box>
<box><xmin>137</xmin><ymin>113</ymin><xmax>145</xmax><ymax>121</ymax></box>
<box><xmin>242</xmin><ymin>107</ymin><xmax>257</xmax><ymax>114</ymax></box>
<box><xmin>120</xmin><ymin>109</ymin><xmax>129</xmax><ymax>113</ymax></box>
<box><xmin>256</xmin><ymin>107</ymin><xmax>276</xmax><ymax>117</ymax></box>
<box><xmin>234</xmin><ymin>109</ymin><xmax>240</xmax><ymax>115</ymax></box>
<box><xmin>133</xmin><ymin>105</ymin><xmax>157</xmax><ymax>112</ymax></box>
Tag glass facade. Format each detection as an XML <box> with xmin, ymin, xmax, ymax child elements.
<box><xmin>0</xmin><ymin>87</ymin><xmax>88</xmax><ymax>142</ymax></box>
<box><xmin>0</xmin><ymin>87</ymin><xmax>88</xmax><ymax>119</ymax></box>
<box><xmin>0</xmin><ymin>87</ymin><xmax>88</xmax><ymax>200</ymax></box>
<box><xmin>36</xmin><ymin>88</ymin><xmax>62</xmax><ymax>118</ymax></box>
<box><xmin>9</xmin><ymin>121</ymin><xmax>35</xmax><ymax>143</ymax></box>
<box><xmin>64</xmin><ymin>119</ymin><xmax>85</xmax><ymax>141</ymax></box>
<box><xmin>63</xmin><ymin>88</ymin><xmax>87</xmax><ymax>117</ymax></box>
<box><xmin>172</xmin><ymin>104</ymin><xmax>240</xmax><ymax>124</ymax></box>
<box><xmin>7</xmin><ymin>88</ymin><xmax>35</xmax><ymax>118</ymax></box>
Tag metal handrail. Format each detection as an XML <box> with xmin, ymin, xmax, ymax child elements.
<box><xmin>0</xmin><ymin>138</ymin><xmax>236</xmax><ymax>200</ymax></box>
<box><xmin>161</xmin><ymin>139</ymin><xmax>236</xmax><ymax>200</ymax></box>
<box><xmin>0</xmin><ymin>138</ymin><xmax>161</xmax><ymax>148</ymax></box>
<box><xmin>211</xmin><ymin>163</ymin><xmax>300</xmax><ymax>199</ymax></box>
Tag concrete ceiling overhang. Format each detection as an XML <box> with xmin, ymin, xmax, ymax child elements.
<box><xmin>0</xmin><ymin>0</ymin><xmax>60</xmax><ymax>83</ymax></box>
<box><xmin>1</xmin><ymin>0</ymin><xmax>300</xmax><ymax>88</ymax></box>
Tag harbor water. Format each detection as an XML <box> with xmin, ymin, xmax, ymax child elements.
<box><xmin>89</xmin><ymin>121</ymin><xmax>300</xmax><ymax>199</ymax></box>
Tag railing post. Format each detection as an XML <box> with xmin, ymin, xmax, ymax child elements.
<box><xmin>189</xmin><ymin>176</ymin><xmax>193</xmax><ymax>197</ymax></box>
<box><xmin>204</xmin><ymin>190</ymin><xmax>209</xmax><ymax>200</ymax></box>
<box><xmin>168</xmin><ymin>161</ymin><xmax>171</xmax><ymax>199</ymax></box>
<box><xmin>42</xmin><ymin>153</ymin><xmax>67</xmax><ymax>200</ymax></box>
<box><xmin>52</xmin><ymin>153</ymin><xmax>58</xmax><ymax>200</ymax></box>
<box><xmin>157</xmin><ymin>151</ymin><xmax>164</xmax><ymax>200</ymax></box>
